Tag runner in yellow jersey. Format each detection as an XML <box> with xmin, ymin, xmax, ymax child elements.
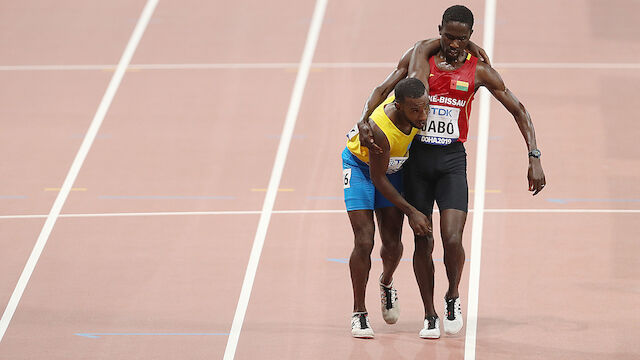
<box><xmin>342</xmin><ymin>78</ymin><xmax>431</xmax><ymax>338</ymax></box>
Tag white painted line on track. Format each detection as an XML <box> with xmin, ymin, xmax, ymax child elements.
<box><xmin>1</xmin><ymin>62</ymin><xmax>639</xmax><ymax>71</ymax></box>
<box><xmin>0</xmin><ymin>208</ymin><xmax>638</xmax><ymax>220</ymax></box>
<box><xmin>0</xmin><ymin>65</ymin><xmax>115</xmax><ymax>71</ymax></box>
<box><xmin>465</xmin><ymin>0</ymin><xmax>496</xmax><ymax>358</ymax></box>
<box><xmin>222</xmin><ymin>0</ymin><xmax>327</xmax><ymax>359</ymax></box>
<box><xmin>130</xmin><ymin>63</ymin><xmax>299</xmax><ymax>70</ymax></box>
<box><xmin>484</xmin><ymin>208</ymin><xmax>640</xmax><ymax>213</ymax></box>
<box><xmin>495</xmin><ymin>62</ymin><xmax>640</xmax><ymax>69</ymax></box>
<box><xmin>0</xmin><ymin>0</ymin><xmax>159</xmax><ymax>343</ymax></box>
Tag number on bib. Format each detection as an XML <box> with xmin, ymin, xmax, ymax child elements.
<box><xmin>418</xmin><ymin>105</ymin><xmax>461</xmax><ymax>145</ymax></box>
<box><xmin>343</xmin><ymin>168</ymin><xmax>352</xmax><ymax>189</ymax></box>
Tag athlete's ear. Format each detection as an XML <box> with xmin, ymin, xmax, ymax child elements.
<box><xmin>438</xmin><ymin>25</ymin><xmax>442</xmax><ymax>34</ymax></box>
<box><xmin>469</xmin><ymin>29</ymin><xmax>474</xmax><ymax>36</ymax></box>
<box><xmin>394</xmin><ymin>102</ymin><xmax>400</xmax><ymax>110</ymax></box>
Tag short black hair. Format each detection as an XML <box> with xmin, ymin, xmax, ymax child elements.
<box><xmin>394</xmin><ymin>78</ymin><xmax>426</xmax><ymax>103</ymax></box>
<box><xmin>442</xmin><ymin>5</ymin><xmax>474</xmax><ymax>29</ymax></box>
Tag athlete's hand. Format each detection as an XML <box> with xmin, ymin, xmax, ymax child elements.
<box><xmin>408</xmin><ymin>210</ymin><xmax>431</xmax><ymax>237</ymax></box>
<box><xmin>528</xmin><ymin>159</ymin><xmax>546</xmax><ymax>195</ymax></box>
<box><xmin>358</xmin><ymin>120</ymin><xmax>383</xmax><ymax>154</ymax></box>
<box><xmin>467</xmin><ymin>42</ymin><xmax>491</xmax><ymax>66</ymax></box>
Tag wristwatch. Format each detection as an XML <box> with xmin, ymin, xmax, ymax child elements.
<box><xmin>528</xmin><ymin>149</ymin><xmax>541</xmax><ymax>159</ymax></box>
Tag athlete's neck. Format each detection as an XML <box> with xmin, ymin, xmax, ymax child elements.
<box><xmin>384</xmin><ymin>104</ymin><xmax>413</xmax><ymax>135</ymax></box>
<box><xmin>435</xmin><ymin>50</ymin><xmax>467</xmax><ymax>71</ymax></box>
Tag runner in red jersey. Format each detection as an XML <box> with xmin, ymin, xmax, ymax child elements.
<box><xmin>356</xmin><ymin>5</ymin><xmax>546</xmax><ymax>339</ymax></box>
<box><xmin>418</xmin><ymin>54</ymin><xmax>477</xmax><ymax>146</ymax></box>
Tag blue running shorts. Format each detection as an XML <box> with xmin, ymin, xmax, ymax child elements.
<box><xmin>342</xmin><ymin>147</ymin><xmax>403</xmax><ymax>211</ymax></box>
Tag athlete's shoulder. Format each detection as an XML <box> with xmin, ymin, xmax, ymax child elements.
<box><xmin>369</xmin><ymin>118</ymin><xmax>391</xmax><ymax>153</ymax></box>
<box><xmin>474</xmin><ymin>61</ymin><xmax>503</xmax><ymax>88</ymax></box>
<box><xmin>372</xmin><ymin>96</ymin><xmax>395</xmax><ymax>115</ymax></box>
<box><xmin>475</xmin><ymin>59</ymin><xmax>491</xmax><ymax>71</ymax></box>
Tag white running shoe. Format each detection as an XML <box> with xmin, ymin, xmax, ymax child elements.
<box><xmin>419</xmin><ymin>315</ymin><xmax>440</xmax><ymax>339</ymax></box>
<box><xmin>379</xmin><ymin>275</ymin><xmax>400</xmax><ymax>324</ymax></box>
<box><xmin>443</xmin><ymin>297</ymin><xmax>463</xmax><ymax>335</ymax></box>
<box><xmin>351</xmin><ymin>312</ymin><xmax>374</xmax><ymax>338</ymax></box>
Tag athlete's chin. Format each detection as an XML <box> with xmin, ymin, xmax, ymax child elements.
<box><xmin>445</xmin><ymin>50</ymin><xmax>459</xmax><ymax>61</ymax></box>
<box><xmin>445</xmin><ymin>55</ymin><xmax>458</xmax><ymax>62</ymax></box>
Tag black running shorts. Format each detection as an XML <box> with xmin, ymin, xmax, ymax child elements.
<box><xmin>403</xmin><ymin>141</ymin><xmax>468</xmax><ymax>214</ymax></box>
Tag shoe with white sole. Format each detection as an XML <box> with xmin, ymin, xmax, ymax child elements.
<box><xmin>443</xmin><ymin>297</ymin><xmax>463</xmax><ymax>334</ymax></box>
<box><xmin>351</xmin><ymin>312</ymin><xmax>374</xmax><ymax>338</ymax></box>
<box><xmin>419</xmin><ymin>315</ymin><xmax>440</xmax><ymax>339</ymax></box>
<box><xmin>379</xmin><ymin>274</ymin><xmax>399</xmax><ymax>324</ymax></box>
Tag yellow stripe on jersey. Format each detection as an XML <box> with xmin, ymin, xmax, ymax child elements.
<box><xmin>346</xmin><ymin>96</ymin><xmax>418</xmax><ymax>164</ymax></box>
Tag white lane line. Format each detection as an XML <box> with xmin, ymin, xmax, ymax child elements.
<box><xmin>1</xmin><ymin>62</ymin><xmax>639</xmax><ymax>71</ymax></box>
<box><xmin>130</xmin><ymin>63</ymin><xmax>299</xmax><ymax>70</ymax></box>
<box><xmin>0</xmin><ymin>208</ymin><xmax>638</xmax><ymax>220</ymax></box>
<box><xmin>465</xmin><ymin>0</ymin><xmax>496</xmax><ymax>358</ymax></box>
<box><xmin>0</xmin><ymin>65</ymin><xmax>115</xmax><ymax>71</ymax></box>
<box><xmin>496</xmin><ymin>62</ymin><xmax>640</xmax><ymax>69</ymax></box>
<box><xmin>0</xmin><ymin>0</ymin><xmax>159</xmax><ymax>343</ymax></box>
<box><xmin>221</xmin><ymin>0</ymin><xmax>327</xmax><ymax>359</ymax></box>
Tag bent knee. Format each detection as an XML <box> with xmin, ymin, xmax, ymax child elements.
<box><xmin>442</xmin><ymin>232</ymin><xmax>463</xmax><ymax>248</ymax></box>
<box><xmin>380</xmin><ymin>237</ymin><xmax>402</xmax><ymax>252</ymax></box>
<box><xmin>413</xmin><ymin>232</ymin><xmax>434</xmax><ymax>253</ymax></box>
<box><xmin>353</xmin><ymin>240</ymin><xmax>374</xmax><ymax>256</ymax></box>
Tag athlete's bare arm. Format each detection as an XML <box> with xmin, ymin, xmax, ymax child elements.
<box><xmin>368</xmin><ymin>121</ymin><xmax>431</xmax><ymax>235</ymax></box>
<box><xmin>358</xmin><ymin>40</ymin><xmax>490</xmax><ymax>154</ymax></box>
<box><xmin>356</xmin><ymin>49</ymin><xmax>411</xmax><ymax>154</ymax></box>
<box><xmin>475</xmin><ymin>62</ymin><xmax>547</xmax><ymax>195</ymax></box>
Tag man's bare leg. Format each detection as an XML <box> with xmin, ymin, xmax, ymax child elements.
<box><xmin>440</xmin><ymin>208</ymin><xmax>467</xmax><ymax>335</ymax></box>
<box><xmin>439</xmin><ymin>209</ymin><xmax>467</xmax><ymax>299</ymax></box>
<box><xmin>347</xmin><ymin>209</ymin><xmax>375</xmax><ymax>313</ymax></box>
<box><xmin>375</xmin><ymin>206</ymin><xmax>404</xmax><ymax>324</ymax></box>
<box><xmin>412</xmin><ymin>213</ymin><xmax>436</xmax><ymax>317</ymax></box>
<box><xmin>375</xmin><ymin>206</ymin><xmax>404</xmax><ymax>286</ymax></box>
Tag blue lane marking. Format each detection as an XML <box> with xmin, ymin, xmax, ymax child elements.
<box><xmin>75</xmin><ymin>333</ymin><xmax>229</xmax><ymax>339</ymax></box>
<box><xmin>0</xmin><ymin>195</ymin><xmax>27</xmax><ymax>199</ymax></box>
<box><xmin>546</xmin><ymin>198</ymin><xmax>640</xmax><ymax>204</ymax></box>
<box><xmin>99</xmin><ymin>195</ymin><xmax>235</xmax><ymax>200</ymax></box>
<box><xmin>327</xmin><ymin>257</ymin><xmax>469</xmax><ymax>263</ymax></box>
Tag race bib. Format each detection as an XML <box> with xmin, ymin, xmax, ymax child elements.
<box><xmin>418</xmin><ymin>105</ymin><xmax>460</xmax><ymax>145</ymax></box>
<box><xmin>346</xmin><ymin>124</ymin><xmax>359</xmax><ymax>140</ymax></box>
<box><xmin>343</xmin><ymin>168</ymin><xmax>352</xmax><ymax>188</ymax></box>
<box><xmin>387</xmin><ymin>157</ymin><xmax>408</xmax><ymax>174</ymax></box>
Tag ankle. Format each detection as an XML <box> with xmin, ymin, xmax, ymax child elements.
<box><xmin>379</xmin><ymin>273</ymin><xmax>393</xmax><ymax>288</ymax></box>
<box><xmin>445</xmin><ymin>292</ymin><xmax>459</xmax><ymax>300</ymax></box>
<box><xmin>425</xmin><ymin>311</ymin><xmax>438</xmax><ymax>318</ymax></box>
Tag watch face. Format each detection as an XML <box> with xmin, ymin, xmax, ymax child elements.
<box><xmin>529</xmin><ymin>149</ymin><xmax>541</xmax><ymax>158</ymax></box>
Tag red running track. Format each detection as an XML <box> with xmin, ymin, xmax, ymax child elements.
<box><xmin>1</xmin><ymin>0</ymin><xmax>639</xmax><ymax>359</ymax></box>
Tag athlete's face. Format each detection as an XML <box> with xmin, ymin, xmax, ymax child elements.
<box><xmin>439</xmin><ymin>21</ymin><xmax>473</xmax><ymax>61</ymax></box>
<box><xmin>397</xmin><ymin>93</ymin><xmax>429</xmax><ymax>129</ymax></box>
